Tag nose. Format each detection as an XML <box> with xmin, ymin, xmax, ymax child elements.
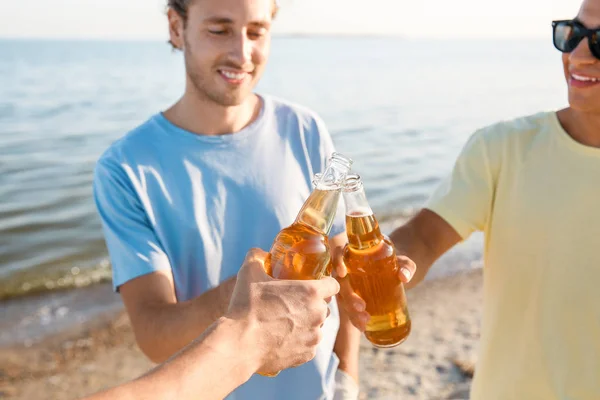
<box><xmin>229</xmin><ymin>32</ymin><xmax>253</xmax><ymax>68</ymax></box>
<box><xmin>569</xmin><ymin>35</ymin><xmax>597</xmax><ymax>66</ymax></box>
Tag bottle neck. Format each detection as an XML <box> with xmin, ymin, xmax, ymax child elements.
<box><xmin>296</xmin><ymin>153</ymin><xmax>352</xmax><ymax>235</ymax></box>
<box><xmin>342</xmin><ymin>176</ymin><xmax>382</xmax><ymax>249</ymax></box>
<box><xmin>314</xmin><ymin>153</ymin><xmax>352</xmax><ymax>192</ymax></box>
<box><xmin>343</xmin><ymin>182</ymin><xmax>372</xmax><ymax>216</ymax></box>
<box><xmin>295</xmin><ymin>189</ymin><xmax>341</xmax><ymax>235</ymax></box>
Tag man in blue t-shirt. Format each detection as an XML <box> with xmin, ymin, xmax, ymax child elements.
<box><xmin>92</xmin><ymin>0</ymin><xmax>361</xmax><ymax>399</ymax></box>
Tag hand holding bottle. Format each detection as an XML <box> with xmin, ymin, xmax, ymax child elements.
<box><xmin>334</xmin><ymin>174</ymin><xmax>416</xmax><ymax>347</ymax></box>
<box><xmin>228</xmin><ymin>248</ymin><xmax>341</xmax><ymax>375</ymax></box>
<box><xmin>334</xmin><ymin>252</ymin><xmax>416</xmax><ymax>332</ymax></box>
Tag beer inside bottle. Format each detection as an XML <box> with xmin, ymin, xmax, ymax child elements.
<box><xmin>259</xmin><ymin>153</ymin><xmax>352</xmax><ymax>377</ymax></box>
<box><xmin>264</xmin><ymin>152</ymin><xmax>353</xmax><ymax>281</ymax></box>
<box><xmin>342</xmin><ymin>174</ymin><xmax>411</xmax><ymax>347</ymax></box>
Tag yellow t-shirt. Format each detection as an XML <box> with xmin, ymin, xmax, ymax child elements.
<box><xmin>426</xmin><ymin>111</ymin><xmax>600</xmax><ymax>400</ymax></box>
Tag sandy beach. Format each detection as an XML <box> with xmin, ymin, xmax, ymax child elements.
<box><xmin>0</xmin><ymin>268</ymin><xmax>482</xmax><ymax>400</ymax></box>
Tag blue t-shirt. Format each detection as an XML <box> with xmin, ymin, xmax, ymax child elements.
<box><xmin>93</xmin><ymin>94</ymin><xmax>346</xmax><ymax>400</ymax></box>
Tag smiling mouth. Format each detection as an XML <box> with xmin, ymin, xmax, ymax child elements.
<box><xmin>218</xmin><ymin>69</ymin><xmax>250</xmax><ymax>84</ymax></box>
<box><xmin>570</xmin><ymin>73</ymin><xmax>600</xmax><ymax>87</ymax></box>
<box><xmin>572</xmin><ymin>73</ymin><xmax>599</xmax><ymax>82</ymax></box>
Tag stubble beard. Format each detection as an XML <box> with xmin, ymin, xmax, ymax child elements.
<box><xmin>183</xmin><ymin>40</ymin><xmax>254</xmax><ymax>107</ymax></box>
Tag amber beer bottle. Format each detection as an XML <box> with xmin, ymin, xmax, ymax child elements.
<box><xmin>264</xmin><ymin>152</ymin><xmax>353</xmax><ymax>281</ymax></box>
<box><xmin>259</xmin><ymin>153</ymin><xmax>352</xmax><ymax>377</ymax></box>
<box><xmin>342</xmin><ymin>174</ymin><xmax>411</xmax><ymax>347</ymax></box>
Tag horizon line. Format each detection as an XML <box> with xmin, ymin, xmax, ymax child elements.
<box><xmin>0</xmin><ymin>32</ymin><xmax>548</xmax><ymax>42</ymax></box>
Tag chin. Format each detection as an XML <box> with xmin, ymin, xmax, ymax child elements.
<box><xmin>207</xmin><ymin>90</ymin><xmax>251</xmax><ymax>107</ymax></box>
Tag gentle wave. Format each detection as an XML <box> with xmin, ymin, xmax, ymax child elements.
<box><xmin>0</xmin><ymin>259</ymin><xmax>112</xmax><ymax>301</ymax></box>
<box><xmin>0</xmin><ymin>37</ymin><xmax>565</xmax><ymax>302</ymax></box>
<box><xmin>0</xmin><ymin>206</ymin><xmax>418</xmax><ymax>301</ymax></box>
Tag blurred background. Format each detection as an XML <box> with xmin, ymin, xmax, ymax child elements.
<box><xmin>0</xmin><ymin>0</ymin><xmax>582</xmax><ymax>398</ymax></box>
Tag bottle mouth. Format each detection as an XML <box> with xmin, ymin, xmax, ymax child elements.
<box><xmin>311</xmin><ymin>153</ymin><xmax>353</xmax><ymax>190</ymax></box>
<box><xmin>330</xmin><ymin>152</ymin><xmax>354</xmax><ymax>170</ymax></box>
<box><xmin>311</xmin><ymin>172</ymin><xmax>363</xmax><ymax>191</ymax></box>
<box><xmin>311</xmin><ymin>173</ymin><xmax>340</xmax><ymax>190</ymax></box>
<box><xmin>342</xmin><ymin>173</ymin><xmax>363</xmax><ymax>192</ymax></box>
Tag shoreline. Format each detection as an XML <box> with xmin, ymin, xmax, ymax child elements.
<box><xmin>0</xmin><ymin>222</ymin><xmax>483</xmax><ymax>350</ymax></box>
<box><xmin>0</xmin><ymin>282</ymin><xmax>123</xmax><ymax>348</ymax></box>
<box><xmin>1</xmin><ymin>268</ymin><xmax>483</xmax><ymax>400</ymax></box>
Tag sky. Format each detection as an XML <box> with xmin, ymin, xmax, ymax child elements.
<box><xmin>0</xmin><ymin>0</ymin><xmax>584</xmax><ymax>40</ymax></box>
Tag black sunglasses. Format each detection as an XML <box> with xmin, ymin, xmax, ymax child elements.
<box><xmin>552</xmin><ymin>19</ymin><xmax>600</xmax><ymax>60</ymax></box>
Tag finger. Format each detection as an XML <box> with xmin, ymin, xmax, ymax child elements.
<box><xmin>348</xmin><ymin>292</ymin><xmax>367</xmax><ymax>313</ymax></box>
<box><xmin>313</xmin><ymin>302</ymin><xmax>330</xmax><ymax>327</ymax></box>
<box><xmin>313</xmin><ymin>276</ymin><xmax>340</xmax><ymax>299</ymax></box>
<box><xmin>338</xmin><ymin>278</ymin><xmax>366</xmax><ymax>312</ymax></box>
<box><xmin>245</xmin><ymin>247</ymin><xmax>269</xmax><ymax>264</ymax></box>
<box><xmin>397</xmin><ymin>255</ymin><xmax>416</xmax><ymax>283</ymax></box>
<box><xmin>335</xmin><ymin>279</ymin><xmax>369</xmax><ymax>331</ymax></box>
<box><xmin>240</xmin><ymin>248</ymin><xmax>274</xmax><ymax>281</ymax></box>
<box><xmin>306</xmin><ymin>327</ymin><xmax>324</xmax><ymax>347</ymax></box>
<box><xmin>333</xmin><ymin>256</ymin><xmax>348</xmax><ymax>279</ymax></box>
<box><xmin>331</xmin><ymin>245</ymin><xmax>347</xmax><ymax>277</ymax></box>
<box><xmin>349</xmin><ymin>312</ymin><xmax>370</xmax><ymax>332</ymax></box>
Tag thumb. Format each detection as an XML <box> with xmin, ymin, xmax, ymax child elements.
<box><xmin>396</xmin><ymin>255</ymin><xmax>417</xmax><ymax>283</ymax></box>
<box><xmin>239</xmin><ymin>248</ymin><xmax>272</xmax><ymax>282</ymax></box>
<box><xmin>333</xmin><ymin>252</ymin><xmax>348</xmax><ymax>279</ymax></box>
<box><xmin>314</xmin><ymin>276</ymin><xmax>341</xmax><ymax>299</ymax></box>
<box><xmin>245</xmin><ymin>247</ymin><xmax>269</xmax><ymax>265</ymax></box>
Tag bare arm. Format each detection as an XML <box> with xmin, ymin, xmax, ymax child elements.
<box><xmin>330</xmin><ymin>233</ymin><xmax>361</xmax><ymax>383</ymax></box>
<box><xmin>119</xmin><ymin>270</ymin><xmax>236</xmax><ymax>363</ymax></box>
<box><xmin>389</xmin><ymin>209</ymin><xmax>462</xmax><ymax>290</ymax></box>
<box><xmin>85</xmin><ymin>317</ymin><xmax>257</xmax><ymax>400</ymax></box>
<box><xmin>84</xmin><ymin>249</ymin><xmax>341</xmax><ymax>400</ymax></box>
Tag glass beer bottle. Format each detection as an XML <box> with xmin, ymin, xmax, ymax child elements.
<box><xmin>259</xmin><ymin>153</ymin><xmax>352</xmax><ymax>377</ymax></box>
<box><xmin>264</xmin><ymin>152</ymin><xmax>353</xmax><ymax>281</ymax></box>
<box><xmin>342</xmin><ymin>174</ymin><xmax>411</xmax><ymax>347</ymax></box>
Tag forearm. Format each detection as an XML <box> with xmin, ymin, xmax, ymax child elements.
<box><xmin>389</xmin><ymin>224</ymin><xmax>437</xmax><ymax>290</ymax></box>
<box><xmin>333</xmin><ymin>299</ymin><xmax>361</xmax><ymax>382</ymax></box>
<box><xmin>389</xmin><ymin>210</ymin><xmax>461</xmax><ymax>290</ymax></box>
<box><xmin>132</xmin><ymin>277</ymin><xmax>237</xmax><ymax>363</ymax></box>
<box><xmin>143</xmin><ymin>317</ymin><xmax>257</xmax><ymax>400</ymax></box>
<box><xmin>329</xmin><ymin>232</ymin><xmax>361</xmax><ymax>381</ymax></box>
<box><xmin>85</xmin><ymin>317</ymin><xmax>258</xmax><ymax>400</ymax></box>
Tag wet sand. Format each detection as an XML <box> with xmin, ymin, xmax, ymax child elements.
<box><xmin>1</xmin><ymin>268</ymin><xmax>482</xmax><ymax>400</ymax></box>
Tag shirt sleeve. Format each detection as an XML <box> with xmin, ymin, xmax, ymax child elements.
<box><xmin>425</xmin><ymin>129</ymin><xmax>498</xmax><ymax>240</ymax></box>
<box><xmin>93</xmin><ymin>156</ymin><xmax>172</xmax><ymax>291</ymax></box>
<box><xmin>313</xmin><ymin>115</ymin><xmax>347</xmax><ymax>239</ymax></box>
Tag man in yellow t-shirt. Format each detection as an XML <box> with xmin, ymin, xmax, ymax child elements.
<box><xmin>336</xmin><ymin>0</ymin><xmax>600</xmax><ymax>398</ymax></box>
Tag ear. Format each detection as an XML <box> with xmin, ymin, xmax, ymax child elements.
<box><xmin>167</xmin><ymin>8</ymin><xmax>185</xmax><ymax>50</ymax></box>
